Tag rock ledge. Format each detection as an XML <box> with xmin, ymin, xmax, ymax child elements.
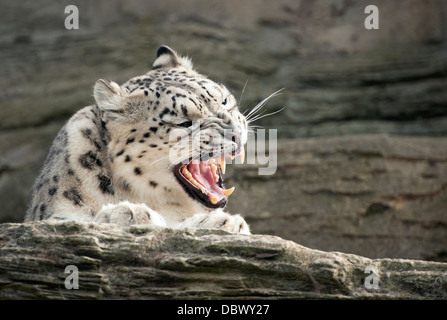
<box><xmin>0</xmin><ymin>221</ymin><xmax>445</xmax><ymax>299</ymax></box>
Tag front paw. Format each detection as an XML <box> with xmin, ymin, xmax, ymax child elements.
<box><xmin>94</xmin><ymin>201</ymin><xmax>166</xmax><ymax>227</ymax></box>
<box><xmin>180</xmin><ymin>212</ymin><xmax>251</xmax><ymax>235</ymax></box>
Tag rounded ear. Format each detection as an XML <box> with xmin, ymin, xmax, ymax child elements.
<box><xmin>152</xmin><ymin>45</ymin><xmax>193</xmax><ymax>70</ymax></box>
<box><xmin>156</xmin><ymin>45</ymin><xmax>178</xmax><ymax>58</ymax></box>
<box><xmin>94</xmin><ymin>79</ymin><xmax>126</xmax><ymax>120</ymax></box>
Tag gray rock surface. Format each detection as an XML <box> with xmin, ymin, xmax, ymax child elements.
<box><xmin>1</xmin><ymin>0</ymin><xmax>446</xmax><ymax>136</ymax></box>
<box><xmin>226</xmin><ymin>135</ymin><xmax>447</xmax><ymax>261</ymax></box>
<box><xmin>0</xmin><ymin>221</ymin><xmax>446</xmax><ymax>299</ymax></box>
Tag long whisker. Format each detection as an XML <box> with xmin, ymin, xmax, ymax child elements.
<box><xmin>245</xmin><ymin>88</ymin><xmax>284</xmax><ymax>119</ymax></box>
<box><xmin>247</xmin><ymin>106</ymin><xmax>286</xmax><ymax>123</ymax></box>
<box><xmin>245</xmin><ymin>88</ymin><xmax>285</xmax><ymax>120</ymax></box>
<box><xmin>244</xmin><ymin>95</ymin><xmax>268</xmax><ymax>117</ymax></box>
<box><xmin>239</xmin><ymin>79</ymin><xmax>249</xmax><ymax>107</ymax></box>
<box><xmin>247</xmin><ymin>125</ymin><xmax>266</xmax><ymax>136</ymax></box>
<box><xmin>149</xmin><ymin>142</ymin><xmax>197</xmax><ymax>169</ymax></box>
<box><xmin>149</xmin><ymin>154</ymin><xmax>174</xmax><ymax>167</ymax></box>
<box><xmin>245</xmin><ymin>97</ymin><xmax>268</xmax><ymax>118</ymax></box>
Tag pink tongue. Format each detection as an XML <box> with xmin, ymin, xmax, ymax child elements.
<box><xmin>188</xmin><ymin>160</ymin><xmax>225</xmax><ymax>200</ymax></box>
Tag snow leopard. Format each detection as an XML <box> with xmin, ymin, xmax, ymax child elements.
<box><xmin>25</xmin><ymin>45</ymin><xmax>250</xmax><ymax>234</ymax></box>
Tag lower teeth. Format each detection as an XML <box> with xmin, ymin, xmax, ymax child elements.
<box><xmin>182</xmin><ymin>166</ymin><xmax>206</xmax><ymax>193</ymax></box>
<box><xmin>209</xmin><ymin>194</ymin><xmax>219</xmax><ymax>205</ymax></box>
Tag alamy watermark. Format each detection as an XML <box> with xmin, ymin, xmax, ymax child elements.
<box><xmin>65</xmin><ymin>4</ymin><xmax>379</xmax><ymax>31</ymax></box>
<box><xmin>168</xmin><ymin>124</ymin><xmax>278</xmax><ymax>176</ymax></box>
<box><xmin>64</xmin><ymin>5</ymin><xmax>79</xmax><ymax>30</ymax></box>
<box><xmin>364</xmin><ymin>5</ymin><xmax>379</xmax><ymax>30</ymax></box>
<box><xmin>64</xmin><ymin>265</ymin><xmax>79</xmax><ymax>289</ymax></box>
<box><xmin>364</xmin><ymin>265</ymin><xmax>379</xmax><ymax>290</ymax></box>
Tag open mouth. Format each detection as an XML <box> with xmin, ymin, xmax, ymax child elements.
<box><xmin>173</xmin><ymin>148</ymin><xmax>244</xmax><ymax>208</ymax></box>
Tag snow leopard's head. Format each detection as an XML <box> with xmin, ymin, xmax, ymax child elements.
<box><xmin>94</xmin><ymin>46</ymin><xmax>247</xmax><ymax>211</ymax></box>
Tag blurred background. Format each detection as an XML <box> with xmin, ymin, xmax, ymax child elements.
<box><xmin>0</xmin><ymin>0</ymin><xmax>446</xmax><ymax>261</ymax></box>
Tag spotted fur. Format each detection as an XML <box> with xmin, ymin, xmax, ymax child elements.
<box><xmin>25</xmin><ymin>46</ymin><xmax>250</xmax><ymax>234</ymax></box>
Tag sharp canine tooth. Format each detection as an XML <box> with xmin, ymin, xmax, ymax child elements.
<box><xmin>223</xmin><ymin>186</ymin><xmax>235</xmax><ymax>197</ymax></box>
<box><xmin>240</xmin><ymin>146</ymin><xmax>245</xmax><ymax>164</ymax></box>
<box><xmin>209</xmin><ymin>194</ymin><xmax>219</xmax><ymax>204</ymax></box>
<box><xmin>219</xmin><ymin>156</ymin><xmax>226</xmax><ymax>174</ymax></box>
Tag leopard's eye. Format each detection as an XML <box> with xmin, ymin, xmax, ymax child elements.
<box><xmin>177</xmin><ymin>120</ymin><xmax>193</xmax><ymax>128</ymax></box>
